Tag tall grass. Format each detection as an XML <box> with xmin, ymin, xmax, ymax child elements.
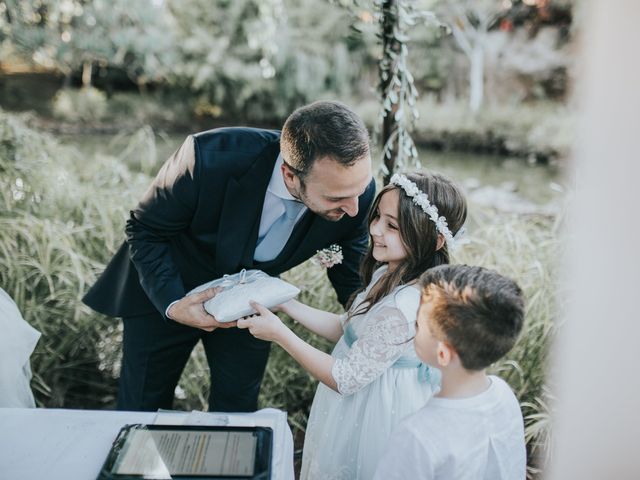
<box><xmin>0</xmin><ymin>110</ymin><xmax>557</xmax><ymax>475</ymax></box>
<box><xmin>456</xmin><ymin>210</ymin><xmax>560</xmax><ymax>477</ymax></box>
<box><xmin>0</xmin><ymin>110</ymin><xmax>149</xmax><ymax>406</ymax></box>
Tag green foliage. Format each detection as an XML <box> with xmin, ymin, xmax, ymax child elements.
<box><xmin>165</xmin><ymin>0</ymin><xmax>375</xmax><ymax>123</ymax></box>
<box><xmin>376</xmin><ymin>0</ymin><xmax>424</xmax><ymax>179</ymax></box>
<box><xmin>0</xmin><ymin>109</ymin><xmax>149</xmax><ymax>406</ymax></box>
<box><xmin>359</xmin><ymin>97</ymin><xmax>575</xmax><ymax>159</ymax></box>
<box><xmin>52</xmin><ymin>86</ymin><xmax>108</xmax><ymax>122</ymax></box>
<box><xmin>1</xmin><ymin>0</ymin><xmax>573</xmax><ymax>141</ymax></box>
<box><xmin>2</xmin><ymin>0</ymin><xmax>175</xmax><ymax>85</ymax></box>
<box><xmin>104</xmin><ymin>92</ymin><xmax>194</xmax><ymax>130</ymax></box>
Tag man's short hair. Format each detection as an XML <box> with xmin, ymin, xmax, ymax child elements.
<box><xmin>420</xmin><ymin>264</ymin><xmax>525</xmax><ymax>371</ymax></box>
<box><xmin>280</xmin><ymin>100</ymin><xmax>370</xmax><ymax>179</ymax></box>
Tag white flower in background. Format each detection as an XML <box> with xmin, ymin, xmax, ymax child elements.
<box><xmin>312</xmin><ymin>244</ymin><xmax>343</xmax><ymax>268</ymax></box>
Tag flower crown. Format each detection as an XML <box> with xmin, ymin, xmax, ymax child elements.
<box><xmin>390</xmin><ymin>173</ymin><xmax>458</xmax><ymax>249</ymax></box>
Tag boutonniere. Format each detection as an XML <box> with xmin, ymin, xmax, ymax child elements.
<box><xmin>312</xmin><ymin>244</ymin><xmax>343</xmax><ymax>268</ymax></box>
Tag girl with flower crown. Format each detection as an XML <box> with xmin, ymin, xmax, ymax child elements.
<box><xmin>238</xmin><ymin>171</ymin><xmax>467</xmax><ymax>479</ymax></box>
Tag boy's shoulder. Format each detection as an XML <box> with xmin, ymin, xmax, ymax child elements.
<box><xmin>487</xmin><ymin>375</ymin><xmax>522</xmax><ymax>412</ymax></box>
<box><xmin>402</xmin><ymin>376</ymin><xmax>522</xmax><ymax>434</ymax></box>
<box><xmin>397</xmin><ymin>376</ymin><xmax>524</xmax><ymax>450</ymax></box>
<box><xmin>384</xmin><ymin>377</ymin><xmax>526</xmax><ymax>480</ymax></box>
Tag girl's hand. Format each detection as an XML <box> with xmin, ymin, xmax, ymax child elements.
<box><xmin>237</xmin><ymin>301</ymin><xmax>288</xmax><ymax>342</ymax></box>
<box><xmin>271</xmin><ymin>299</ymin><xmax>295</xmax><ymax>315</ymax></box>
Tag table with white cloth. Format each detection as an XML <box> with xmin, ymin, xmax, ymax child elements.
<box><xmin>0</xmin><ymin>407</ymin><xmax>294</xmax><ymax>479</ymax></box>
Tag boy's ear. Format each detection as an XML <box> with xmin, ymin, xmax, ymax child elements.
<box><xmin>436</xmin><ymin>341</ymin><xmax>455</xmax><ymax>367</ymax></box>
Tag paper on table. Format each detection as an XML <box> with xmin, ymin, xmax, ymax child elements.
<box><xmin>151</xmin><ymin>408</ymin><xmax>291</xmax><ymax>479</ymax></box>
<box><xmin>153</xmin><ymin>410</ymin><xmax>229</xmax><ymax>426</ymax></box>
<box><xmin>153</xmin><ymin>409</ymin><xmax>281</xmax><ymax>430</ymax></box>
<box><xmin>112</xmin><ymin>429</ymin><xmax>256</xmax><ymax>477</ymax></box>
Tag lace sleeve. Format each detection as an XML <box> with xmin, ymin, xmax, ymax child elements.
<box><xmin>332</xmin><ymin>304</ymin><xmax>415</xmax><ymax>396</ymax></box>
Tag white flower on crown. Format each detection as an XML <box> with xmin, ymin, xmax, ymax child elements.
<box><xmin>390</xmin><ymin>173</ymin><xmax>459</xmax><ymax>249</ymax></box>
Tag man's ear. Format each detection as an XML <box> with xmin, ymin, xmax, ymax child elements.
<box><xmin>436</xmin><ymin>341</ymin><xmax>455</xmax><ymax>367</ymax></box>
<box><xmin>281</xmin><ymin>162</ymin><xmax>298</xmax><ymax>189</ymax></box>
<box><xmin>436</xmin><ymin>234</ymin><xmax>445</xmax><ymax>251</ymax></box>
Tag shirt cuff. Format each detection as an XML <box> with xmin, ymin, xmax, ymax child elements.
<box><xmin>165</xmin><ymin>300</ymin><xmax>180</xmax><ymax>320</ymax></box>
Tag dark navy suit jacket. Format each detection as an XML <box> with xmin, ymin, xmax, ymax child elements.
<box><xmin>83</xmin><ymin>127</ymin><xmax>376</xmax><ymax>318</ymax></box>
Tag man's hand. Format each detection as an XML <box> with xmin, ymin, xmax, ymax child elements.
<box><xmin>237</xmin><ymin>301</ymin><xmax>288</xmax><ymax>342</ymax></box>
<box><xmin>167</xmin><ymin>287</ymin><xmax>236</xmax><ymax>332</ymax></box>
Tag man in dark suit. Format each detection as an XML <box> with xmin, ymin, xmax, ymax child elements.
<box><xmin>83</xmin><ymin>101</ymin><xmax>375</xmax><ymax>412</ymax></box>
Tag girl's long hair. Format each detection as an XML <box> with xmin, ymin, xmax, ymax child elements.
<box><xmin>346</xmin><ymin>171</ymin><xmax>467</xmax><ymax>319</ymax></box>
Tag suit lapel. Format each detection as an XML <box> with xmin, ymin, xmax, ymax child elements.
<box><xmin>215</xmin><ymin>142</ymin><xmax>280</xmax><ymax>273</ymax></box>
<box><xmin>290</xmin><ymin>214</ymin><xmax>339</xmax><ymax>261</ymax></box>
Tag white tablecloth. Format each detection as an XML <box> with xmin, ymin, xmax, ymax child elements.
<box><xmin>0</xmin><ymin>407</ymin><xmax>294</xmax><ymax>479</ymax></box>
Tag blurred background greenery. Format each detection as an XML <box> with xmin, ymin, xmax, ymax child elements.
<box><xmin>0</xmin><ymin>0</ymin><xmax>573</xmax><ymax>476</ymax></box>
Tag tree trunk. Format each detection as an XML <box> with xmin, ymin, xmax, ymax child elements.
<box><xmin>81</xmin><ymin>61</ymin><xmax>92</xmax><ymax>89</ymax></box>
<box><xmin>380</xmin><ymin>0</ymin><xmax>401</xmax><ymax>185</ymax></box>
<box><xmin>469</xmin><ymin>44</ymin><xmax>484</xmax><ymax>112</ymax></box>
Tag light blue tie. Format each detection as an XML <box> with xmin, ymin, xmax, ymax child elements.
<box><xmin>254</xmin><ymin>199</ymin><xmax>304</xmax><ymax>262</ymax></box>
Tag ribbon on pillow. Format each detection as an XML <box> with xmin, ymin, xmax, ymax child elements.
<box><xmin>187</xmin><ymin>269</ymin><xmax>300</xmax><ymax>323</ymax></box>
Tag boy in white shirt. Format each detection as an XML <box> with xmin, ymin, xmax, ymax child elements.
<box><xmin>374</xmin><ymin>264</ymin><xmax>527</xmax><ymax>480</ymax></box>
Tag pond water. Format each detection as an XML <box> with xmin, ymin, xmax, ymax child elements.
<box><xmin>59</xmin><ymin>131</ymin><xmax>565</xmax><ymax>213</ymax></box>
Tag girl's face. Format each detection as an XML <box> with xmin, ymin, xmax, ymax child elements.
<box><xmin>369</xmin><ymin>189</ymin><xmax>408</xmax><ymax>271</ymax></box>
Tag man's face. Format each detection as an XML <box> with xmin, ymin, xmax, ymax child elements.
<box><xmin>415</xmin><ymin>298</ymin><xmax>441</xmax><ymax>367</ymax></box>
<box><xmin>285</xmin><ymin>155</ymin><xmax>372</xmax><ymax>222</ymax></box>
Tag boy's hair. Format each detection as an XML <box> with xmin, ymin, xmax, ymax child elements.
<box><xmin>348</xmin><ymin>171</ymin><xmax>467</xmax><ymax>318</ymax></box>
<box><xmin>280</xmin><ymin>100</ymin><xmax>370</xmax><ymax>181</ymax></box>
<box><xmin>419</xmin><ymin>264</ymin><xmax>524</xmax><ymax>370</ymax></box>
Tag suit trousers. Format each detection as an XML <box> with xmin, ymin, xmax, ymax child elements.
<box><xmin>117</xmin><ymin>310</ymin><xmax>271</xmax><ymax>412</ymax></box>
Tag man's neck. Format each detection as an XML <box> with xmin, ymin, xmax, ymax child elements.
<box><xmin>435</xmin><ymin>367</ymin><xmax>490</xmax><ymax>399</ymax></box>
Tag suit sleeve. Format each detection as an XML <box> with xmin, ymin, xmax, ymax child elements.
<box><xmin>327</xmin><ymin>179</ymin><xmax>376</xmax><ymax>307</ymax></box>
<box><xmin>124</xmin><ymin>135</ymin><xmax>199</xmax><ymax>317</ymax></box>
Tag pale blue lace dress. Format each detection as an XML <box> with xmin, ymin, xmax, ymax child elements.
<box><xmin>301</xmin><ymin>266</ymin><xmax>440</xmax><ymax>480</ymax></box>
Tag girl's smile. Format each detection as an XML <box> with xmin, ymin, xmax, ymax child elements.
<box><xmin>370</xmin><ymin>189</ymin><xmax>408</xmax><ymax>271</ymax></box>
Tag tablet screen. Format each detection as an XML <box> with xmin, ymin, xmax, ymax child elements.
<box><xmin>111</xmin><ymin>428</ymin><xmax>257</xmax><ymax>477</ymax></box>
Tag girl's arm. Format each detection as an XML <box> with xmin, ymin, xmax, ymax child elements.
<box><xmin>237</xmin><ymin>302</ymin><xmax>339</xmax><ymax>392</ymax></box>
<box><xmin>279</xmin><ymin>299</ymin><xmax>343</xmax><ymax>343</ymax></box>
